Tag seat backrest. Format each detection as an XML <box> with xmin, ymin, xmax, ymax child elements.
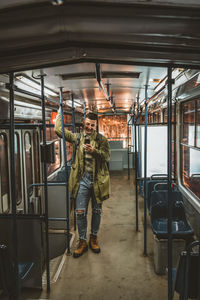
<box><xmin>150</xmin><ymin>191</ymin><xmax>168</xmax><ymax>219</ymax></box>
<box><xmin>153</xmin><ymin>182</ymin><xmax>178</xmax><ymax>192</ymax></box>
<box><xmin>147</xmin><ymin>180</ymin><xmax>167</xmax><ymax>210</ymax></box>
<box><xmin>150</xmin><ymin>190</ymin><xmax>185</xmax><ymax>219</ymax></box>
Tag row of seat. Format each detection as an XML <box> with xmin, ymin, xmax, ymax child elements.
<box><xmin>145</xmin><ymin>175</ymin><xmax>198</xmax><ymax>299</ymax></box>
<box><xmin>145</xmin><ymin>175</ymin><xmax>194</xmax><ymax>239</ymax></box>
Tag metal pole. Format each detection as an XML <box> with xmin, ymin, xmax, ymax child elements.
<box><xmin>143</xmin><ymin>85</ymin><xmax>148</xmax><ymax>256</ymax></box>
<box><xmin>128</xmin><ymin>116</ymin><xmax>130</xmax><ymax>180</ymax></box>
<box><xmin>137</xmin><ymin>100</ymin><xmax>141</xmax><ymax>185</ymax></box>
<box><xmin>173</xmin><ymin>102</ymin><xmax>177</xmax><ymax>180</ymax></box>
<box><xmin>9</xmin><ymin>73</ymin><xmax>19</xmax><ymax>299</ymax></box>
<box><xmin>41</xmin><ymin>75</ymin><xmax>50</xmax><ymax>292</ymax></box>
<box><xmin>135</xmin><ymin>99</ymin><xmax>139</xmax><ymax>232</ymax></box>
<box><xmin>59</xmin><ymin>87</ymin><xmax>71</xmax><ymax>255</ymax></box>
<box><xmin>167</xmin><ymin>66</ymin><xmax>173</xmax><ymax>300</ymax></box>
<box><xmin>84</xmin><ymin>101</ymin><xmax>86</xmax><ymax>119</ymax></box>
<box><xmin>71</xmin><ymin>93</ymin><xmax>77</xmax><ymax>231</ymax></box>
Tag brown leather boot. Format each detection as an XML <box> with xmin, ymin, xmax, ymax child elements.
<box><xmin>73</xmin><ymin>239</ymin><xmax>88</xmax><ymax>258</ymax></box>
<box><xmin>89</xmin><ymin>234</ymin><xmax>101</xmax><ymax>253</ymax></box>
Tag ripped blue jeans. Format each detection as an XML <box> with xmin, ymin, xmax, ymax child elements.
<box><xmin>76</xmin><ymin>174</ymin><xmax>102</xmax><ymax>241</ymax></box>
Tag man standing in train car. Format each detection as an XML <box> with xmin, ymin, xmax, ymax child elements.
<box><xmin>55</xmin><ymin>107</ymin><xmax>110</xmax><ymax>258</ymax></box>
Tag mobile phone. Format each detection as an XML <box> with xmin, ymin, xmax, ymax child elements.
<box><xmin>84</xmin><ymin>138</ymin><xmax>90</xmax><ymax>144</ymax></box>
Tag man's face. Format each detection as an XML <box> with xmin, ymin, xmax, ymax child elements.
<box><xmin>84</xmin><ymin>118</ymin><xmax>97</xmax><ymax>135</ymax></box>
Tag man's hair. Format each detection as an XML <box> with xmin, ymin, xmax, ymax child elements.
<box><xmin>85</xmin><ymin>112</ymin><xmax>98</xmax><ymax>121</ymax></box>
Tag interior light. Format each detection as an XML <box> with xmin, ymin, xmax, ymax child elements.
<box><xmin>15</xmin><ymin>76</ymin><xmax>58</xmax><ymax>97</ymax></box>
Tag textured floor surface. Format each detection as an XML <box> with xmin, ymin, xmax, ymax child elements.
<box><xmin>17</xmin><ymin>170</ymin><xmax>176</xmax><ymax>300</ymax></box>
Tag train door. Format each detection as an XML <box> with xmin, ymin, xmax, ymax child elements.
<box><xmin>22</xmin><ymin>130</ymin><xmax>35</xmax><ymax>212</ymax></box>
<box><xmin>0</xmin><ymin>130</ymin><xmax>10</xmax><ymax>214</ymax></box>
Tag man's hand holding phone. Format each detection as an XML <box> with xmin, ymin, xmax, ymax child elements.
<box><xmin>83</xmin><ymin>138</ymin><xmax>94</xmax><ymax>153</ymax></box>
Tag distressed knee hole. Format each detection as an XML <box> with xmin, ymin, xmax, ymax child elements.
<box><xmin>76</xmin><ymin>209</ymin><xmax>86</xmax><ymax>217</ymax></box>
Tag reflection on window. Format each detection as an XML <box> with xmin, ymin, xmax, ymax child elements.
<box><xmin>0</xmin><ymin>134</ymin><xmax>10</xmax><ymax>213</ymax></box>
<box><xmin>15</xmin><ymin>133</ymin><xmax>22</xmax><ymax>205</ymax></box>
<box><xmin>182</xmin><ymin>145</ymin><xmax>200</xmax><ymax>199</ymax></box>
<box><xmin>24</xmin><ymin>132</ymin><xmax>33</xmax><ymax>190</ymax></box>
<box><xmin>98</xmin><ymin>115</ymin><xmax>128</xmax><ymax>148</ymax></box>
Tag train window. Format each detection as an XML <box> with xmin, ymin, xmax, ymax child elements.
<box><xmin>181</xmin><ymin>99</ymin><xmax>200</xmax><ymax>199</ymax></box>
<box><xmin>0</xmin><ymin>134</ymin><xmax>10</xmax><ymax>213</ymax></box>
<box><xmin>181</xmin><ymin>145</ymin><xmax>200</xmax><ymax>199</ymax></box>
<box><xmin>15</xmin><ymin>133</ymin><xmax>22</xmax><ymax>205</ymax></box>
<box><xmin>24</xmin><ymin>132</ymin><xmax>33</xmax><ymax>191</ymax></box>
<box><xmin>182</xmin><ymin>100</ymin><xmax>195</xmax><ymax>146</ymax></box>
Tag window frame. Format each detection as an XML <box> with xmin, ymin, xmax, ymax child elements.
<box><xmin>180</xmin><ymin>98</ymin><xmax>200</xmax><ymax>201</ymax></box>
<box><xmin>0</xmin><ymin>132</ymin><xmax>10</xmax><ymax>213</ymax></box>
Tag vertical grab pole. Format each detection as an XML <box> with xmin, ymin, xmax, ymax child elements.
<box><xmin>9</xmin><ymin>73</ymin><xmax>19</xmax><ymax>299</ymax></box>
<box><xmin>143</xmin><ymin>85</ymin><xmax>148</xmax><ymax>256</ymax></box>
<box><xmin>128</xmin><ymin>116</ymin><xmax>130</xmax><ymax>180</ymax></box>
<box><xmin>41</xmin><ymin>75</ymin><xmax>50</xmax><ymax>292</ymax></box>
<box><xmin>84</xmin><ymin>101</ymin><xmax>86</xmax><ymax>119</ymax></box>
<box><xmin>71</xmin><ymin>93</ymin><xmax>76</xmax><ymax>231</ymax></box>
<box><xmin>167</xmin><ymin>66</ymin><xmax>173</xmax><ymax>300</ymax></box>
<box><xmin>135</xmin><ymin>100</ymin><xmax>139</xmax><ymax>232</ymax></box>
<box><xmin>59</xmin><ymin>88</ymin><xmax>71</xmax><ymax>255</ymax></box>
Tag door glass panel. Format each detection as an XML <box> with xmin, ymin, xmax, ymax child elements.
<box><xmin>24</xmin><ymin>132</ymin><xmax>33</xmax><ymax>190</ymax></box>
<box><xmin>33</xmin><ymin>131</ymin><xmax>40</xmax><ymax>184</ymax></box>
<box><xmin>141</xmin><ymin>126</ymin><xmax>167</xmax><ymax>177</ymax></box>
<box><xmin>0</xmin><ymin>134</ymin><xmax>10</xmax><ymax>213</ymax></box>
<box><xmin>15</xmin><ymin>133</ymin><xmax>22</xmax><ymax>205</ymax></box>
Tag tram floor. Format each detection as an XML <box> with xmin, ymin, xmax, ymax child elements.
<box><xmin>19</xmin><ymin>170</ymin><xmax>179</xmax><ymax>300</ymax></box>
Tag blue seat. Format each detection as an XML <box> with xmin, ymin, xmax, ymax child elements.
<box><xmin>150</xmin><ymin>190</ymin><xmax>194</xmax><ymax>239</ymax></box>
<box><xmin>146</xmin><ymin>174</ymin><xmax>168</xmax><ymax>212</ymax></box>
<box><xmin>0</xmin><ymin>244</ymin><xmax>34</xmax><ymax>299</ymax></box>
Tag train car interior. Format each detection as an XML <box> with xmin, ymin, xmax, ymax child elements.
<box><xmin>0</xmin><ymin>1</ymin><xmax>200</xmax><ymax>300</ymax></box>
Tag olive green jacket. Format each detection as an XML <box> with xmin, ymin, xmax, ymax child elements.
<box><xmin>55</xmin><ymin>113</ymin><xmax>110</xmax><ymax>203</ymax></box>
